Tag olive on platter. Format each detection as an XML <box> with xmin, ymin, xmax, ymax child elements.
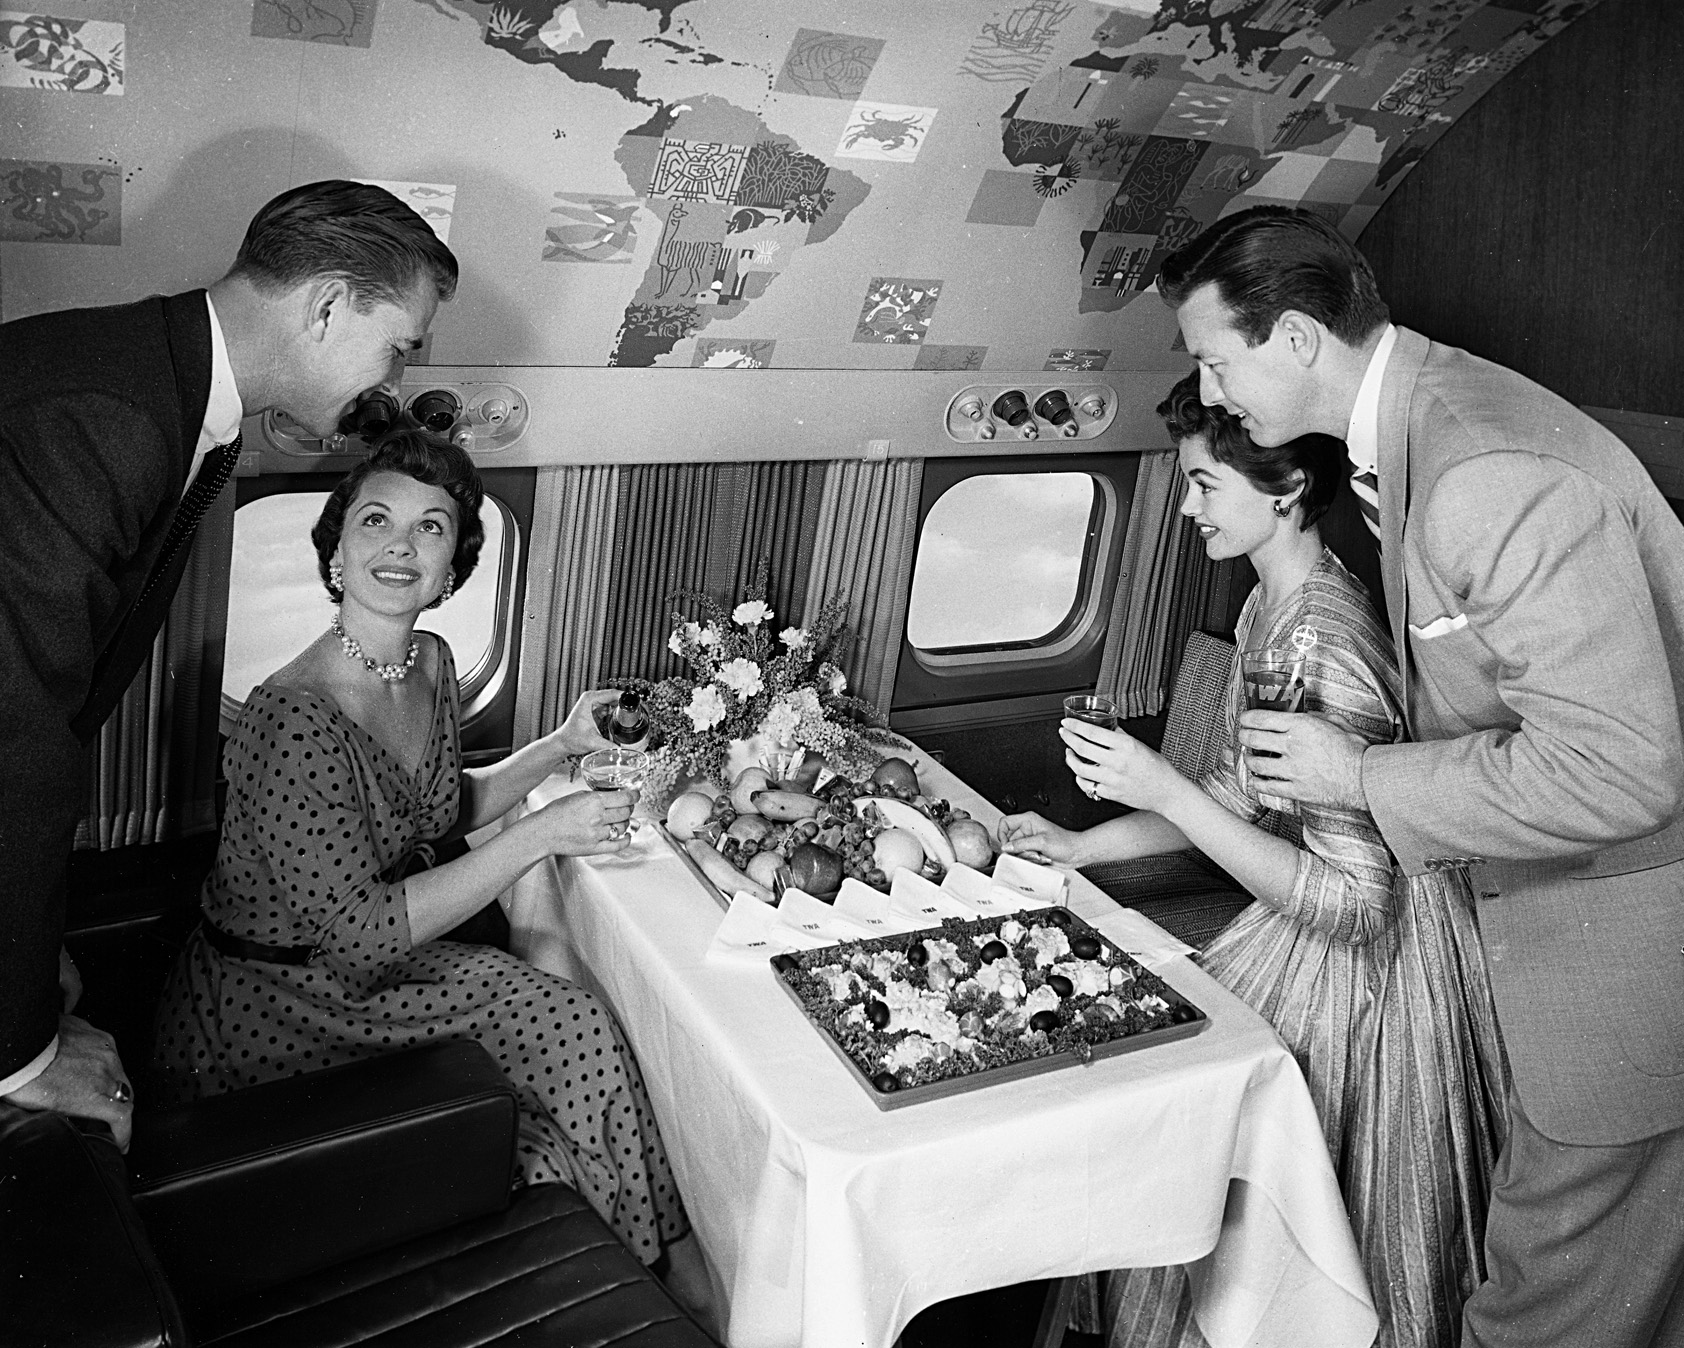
<box><xmin>872</xmin><ymin>1071</ymin><xmax>900</xmax><ymax>1094</ymax></box>
<box><xmin>1046</xmin><ymin>973</ymin><xmax>1073</xmax><ymax>999</ymax></box>
<box><xmin>1041</xmin><ymin>907</ymin><xmax>1072</xmax><ymax>927</ymax></box>
<box><xmin>1069</xmin><ymin>935</ymin><xmax>1102</xmax><ymax>961</ymax></box>
<box><xmin>905</xmin><ymin>942</ymin><xmax>929</xmax><ymax>967</ymax></box>
<box><xmin>866</xmin><ymin>999</ymin><xmax>891</xmax><ymax>1029</ymax></box>
<box><xmin>979</xmin><ymin>940</ymin><xmax>1008</xmax><ymax>964</ymax></box>
<box><xmin>1170</xmin><ymin>1003</ymin><xmax>1200</xmax><ymax>1025</ymax></box>
<box><xmin>1029</xmin><ymin>1009</ymin><xmax>1060</xmax><ymax>1033</ymax></box>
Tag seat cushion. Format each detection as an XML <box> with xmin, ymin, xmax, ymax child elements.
<box><xmin>194</xmin><ymin>1182</ymin><xmax>716</xmax><ymax>1348</ymax></box>
<box><xmin>1081</xmin><ymin>851</ymin><xmax>1253</xmax><ymax>951</ymax></box>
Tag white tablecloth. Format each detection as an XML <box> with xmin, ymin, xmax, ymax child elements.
<box><xmin>506</xmin><ymin>753</ymin><xmax>1377</xmax><ymax>1348</ymax></box>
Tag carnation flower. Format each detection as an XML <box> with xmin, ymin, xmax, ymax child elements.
<box><xmin>780</xmin><ymin>626</ymin><xmax>808</xmax><ymax>649</ymax></box>
<box><xmin>819</xmin><ymin>661</ymin><xmax>847</xmax><ymax>695</ymax></box>
<box><xmin>686</xmin><ymin>685</ymin><xmax>727</xmax><ymax>732</ymax></box>
<box><xmin>761</xmin><ymin>697</ymin><xmax>801</xmax><ymax>743</ymax></box>
<box><xmin>715</xmin><ymin>657</ymin><xmax>764</xmax><ymax>701</ymax></box>
<box><xmin>698</xmin><ymin>623</ymin><xmax>720</xmax><ymax>648</ymax></box>
<box><xmin>733</xmin><ymin>600</ymin><xmax>773</xmax><ymax>627</ymax></box>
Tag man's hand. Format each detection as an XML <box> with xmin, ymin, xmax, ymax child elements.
<box><xmin>1238</xmin><ymin>710</ymin><xmax>1370</xmax><ymax>811</ymax></box>
<box><xmin>5</xmin><ymin>1014</ymin><xmax>134</xmax><ymax>1151</ymax></box>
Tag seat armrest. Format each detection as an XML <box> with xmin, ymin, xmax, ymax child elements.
<box><xmin>0</xmin><ymin>1104</ymin><xmax>188</xmax><ymax>1348</ymax></box>
<box><xmin>128</xmin><ymin>1040</ymin><xmax>518</xmax><ymax>1312</ymax></box>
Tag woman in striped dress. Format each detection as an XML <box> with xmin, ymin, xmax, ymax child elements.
<box><xmin>999</xmin><ymin>373</ymin><xmax>1508</xmax><ymax>1348</ymax></box>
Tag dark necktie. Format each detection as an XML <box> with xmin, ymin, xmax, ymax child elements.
<box><xmin>1350</xmin><ymin>464</ymin><xmax>1381</xmax><ymax>550</ymax></box>
<box><xmin>136</xmin><ymin>432</ymin><xmax>242</xmax><ymax>606</ymax></box>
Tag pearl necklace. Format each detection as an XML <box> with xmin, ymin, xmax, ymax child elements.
<box><xmin>331</xmin><ymin>611</ymin><xmax>418</xmax><ymax>682</ymax></box>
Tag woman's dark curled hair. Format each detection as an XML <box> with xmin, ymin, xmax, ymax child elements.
<box><xmin>312</xmin><ymin>428</ymin><xmax>485</xmax><ymax>601</ymax></box>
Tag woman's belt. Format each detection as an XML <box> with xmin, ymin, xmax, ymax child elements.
<box><xmin>200</xmin><ymin>919</ymin><xmax>317</xmax><ymax>965</ymax></box>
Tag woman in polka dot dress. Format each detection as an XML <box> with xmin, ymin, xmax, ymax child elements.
<box><xmin>153</xmin><ymin>430</ymin><xmax>711</xmax><ymax>1313</ymax></box>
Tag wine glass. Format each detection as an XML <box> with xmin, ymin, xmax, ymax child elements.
<box><xmin>580</xmin><ymin>748</ymin><xmax>649</xmax><ymax>838</ymax></box>
<box><xmin>1062</xmin><ymin>694</ymin><xmax>1119</xmax><ymax>800</ymax></box>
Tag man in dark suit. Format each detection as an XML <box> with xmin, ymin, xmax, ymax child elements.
<box><xmin>0</xmin><ymin>180</ymin><xmax>458</xmax><ymax>1147</ymax></box>
<box><xmin>1159</xmin><ymin>205</ymin><xmax>1684</xmax><ymax>1346</ymax></box>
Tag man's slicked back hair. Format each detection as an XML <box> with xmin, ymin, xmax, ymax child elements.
<box><xmin>1158</xmin><ymin>205</ymin><xmax>1388</xmax><ymax>348</ymax></box>
<box><xmin>228</xmin><ymin>179</ymin><xmax>458</xmax><ymax>310</ymax></box>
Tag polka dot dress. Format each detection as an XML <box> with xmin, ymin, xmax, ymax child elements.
<box><xmin>151</xmin><ymin>639</ymin><xmax>686</xmax><ymax>1264</ymax></box>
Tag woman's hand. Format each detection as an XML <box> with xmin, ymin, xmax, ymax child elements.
<box><xmin>997</xmin><ymin>811</ymin><xmax>1082</xmax><ymax>865</ymax></box>
<box><xmin>528</xmin><ymin>788</ymin><xmax>637</xmax><ymax>857</ymax></box>
<box><xmin>1060</xmin><ymin>719</ymin><xmax>1189</xmax><ymax>812</ymax></box>
<box><xmin>552</xmin><ymin>689</ymin><xmax>621</xmax><ymax>758</ymax></box>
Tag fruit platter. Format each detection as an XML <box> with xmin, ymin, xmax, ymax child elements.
<box><xmin>660</xmin><ymin>754</ymin><xmax>996</xmax><ymax>911</ymax></box>
<box><xmin>769</xmin><ymin>908</ymin><xmax>1206</xmax><ymax>1109</ymax></box>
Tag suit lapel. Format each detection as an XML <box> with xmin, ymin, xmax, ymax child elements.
<box><xmin>1376</xmin><ymin>327</ymin><xmax>1430</xmax><ymax>716</ymax></box>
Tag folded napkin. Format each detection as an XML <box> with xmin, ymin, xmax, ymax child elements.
<box><xmin>777</xmin><ymin>888</ymin><xmax>878</xmax><ymax>944</ymax></box>
<box><xmin>940</xmin><ymin>862</ymin><xmax>1050</xmax><ymax>916</ymax></box>
<box><xmin>889</xmin><ymin>869</ymin><xmax>977</xmax><ymax>925</ymax></box>
<box><xmin>834</xmin><ymin>878</ymin><xmax>927</xmax><ymax>935</ymax></box>
<box><xmin>990</xmin><ymin>852</ymin><xmax>1068</xmax><ymax>907</ymax></box>
<box><xmin>1111</xmin><ymin>918</ymin><xmax>1197</xmax><ymax>972</ymax></box>
<box><xmin>705</xmin><ymin>894</ymin><xmax>831</xmax><ymax>966</ymax></box>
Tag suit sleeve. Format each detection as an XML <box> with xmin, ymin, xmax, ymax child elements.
<box><xmin>0</xmin><ymin>392</ymin><xmax>178</xmax><ymax>1076</ymax></box>
<box><xmin>1364</xmin><ymin>452</ymin><xmax>1684</xmax><ymax>872</ymax></box>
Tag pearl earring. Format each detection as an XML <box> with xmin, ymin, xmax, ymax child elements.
<box><xmin>427</xmin><ymin>572</ymin><xmax>455</xmax><ymax>610</ymax></box>
<box><xmin>328</xmin><ymin>558</ymin><xmax>343</xmax><ymax>597</ymax></box>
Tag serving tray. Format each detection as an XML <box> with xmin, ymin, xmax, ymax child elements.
<box><xmin>770</xmin><ymin>909</ymin><xmax>1205</xmax><ymax>1110</ymax></box>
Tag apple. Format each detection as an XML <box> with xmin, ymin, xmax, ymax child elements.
<box><xmin>945</xmin><ymin>818</ymin><xmax>994</xmax><ymax>869</ymax></box>
<box><xmin>872</xmin><ymin>828</ymin><xmax>925</xmax><ymax>878</ymax></box>
<box><xmin>664</xmin><ymin>791</ymin><xmax>716</xmax><ymax>841</ymax></box>
<box><xmin>870</xmin><ymin>757</ymin><xmax>919</xmax><ymax>795</ymax></box>
<box><xmin>786</xmin><ymin>842</ymin><xmax>844</xmax><ymax>896</ymax></box>
<box><xmin>745</xmin><ymin>851</ymin><xmax>784</xmax><ymax>890</ymax></box>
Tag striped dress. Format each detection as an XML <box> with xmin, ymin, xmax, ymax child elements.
<box><xmin>1093</xmin><ymin>549</ymin><xmax>1509</xmax><ymax>1348</ymax></box>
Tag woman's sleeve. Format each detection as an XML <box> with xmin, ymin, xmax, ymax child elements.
<box><xmin>222</xmin><ymin>696</ymin><xmax>414</xmax><ymax>998</ymax></box>
<box><xmin>1276</xmin><ymin>635</ymin><xmax>1403</xmax><ymax>945</ymax></box>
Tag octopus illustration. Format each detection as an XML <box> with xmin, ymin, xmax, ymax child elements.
<box><xmin>1</xmin><ymin>162</ymin><xmax>116</xmax><ymax>242</ymax></box>
<box><xmin>844</xmin><ymin>111</ymin><xmax>927</xmax><ymax>155</ymax></box>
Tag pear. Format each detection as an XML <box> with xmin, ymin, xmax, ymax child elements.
<box><xmin>729</xmin><ymin>766</ymin><xmax>773</xmax><ymax>814</ymax></box>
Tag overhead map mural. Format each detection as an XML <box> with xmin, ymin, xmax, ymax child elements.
<box><xmin>1</xmin><ymin>0</ymin><xmax>1602</xmax><ymax>369</ymax></box>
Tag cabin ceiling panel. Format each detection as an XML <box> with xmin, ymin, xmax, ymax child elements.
<box><xmin>3</xmin><ymin>0</ymin><xmax>1605</xmax><ymax>375</ymax></box>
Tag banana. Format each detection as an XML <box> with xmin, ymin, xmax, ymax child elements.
<box><xmin>686</xmin><ymin>838</ymin><xmax>776</xmax><ymax>904</ymax></box>
<box><xmin>751</xmin><ymin>788</ymin><xmax>826</xmax><ymax>822</ymax></box>
<box><xmin>856</xmin><ymin>796</ymin><xmax>958</xmax><ymax>871</ymax></box>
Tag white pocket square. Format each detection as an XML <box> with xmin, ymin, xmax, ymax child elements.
<box><xmin>1409</xmin><ymin>612</ymin><xmax>1468</xmax><ymax>640</ymax></box>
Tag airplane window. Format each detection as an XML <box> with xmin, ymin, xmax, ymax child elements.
<box><xmin>906</xmin><ymin>472</ymin><xmax>1095</xmax><ymax>650</ymax></box>
<box><xmin>222</xmin><ymin>491</ymin><xmax>509</xmax><ymax>710</ymax></box>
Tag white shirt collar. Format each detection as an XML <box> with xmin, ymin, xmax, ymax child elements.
<box><xmin>198</xmin><ymin>291</ymin><xmax>244</xmax><ymax>452</ymax></box>
<box><xmin>1344</xmin><ymin>322</ymin><xmax>1397</xmax><ymax>475</ymax></box>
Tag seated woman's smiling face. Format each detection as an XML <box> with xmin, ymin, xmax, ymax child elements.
<box><xmin>337</xmin><ymin>471</ymin><xmax>459</xmax><ymax>616</ymax></box>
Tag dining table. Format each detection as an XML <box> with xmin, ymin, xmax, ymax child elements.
<box><xmin>502</xmin><ymin>748</ymin><xmax>1378</xmax><ymax>1348</ymax></box>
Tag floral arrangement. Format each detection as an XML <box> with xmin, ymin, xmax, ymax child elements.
<box><xmin>618</xmin><ymin>581</ymin><xmax>906</xmax><ymax>801</ymax></box>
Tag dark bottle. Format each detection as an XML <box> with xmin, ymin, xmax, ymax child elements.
<box><xmin>606</xmin><ymin>691</ymin><xmax>649</xmax><ymax>748</ymax></box>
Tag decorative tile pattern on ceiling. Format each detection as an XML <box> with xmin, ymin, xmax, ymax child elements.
<box><xmin>0</xmin><ymin>0</ymin><xmax>1606</xmax><ymax>369</ymax></box>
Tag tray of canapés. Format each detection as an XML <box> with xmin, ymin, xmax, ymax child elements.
<box><xmin>659</xmin><ymin>754</ymin><xmax>997</xmax><ymax>910</ymax></box>
<box><xmin>768</xmin><ymin>907</ymin><xmax>1205</xmax><ymax>1109</ymax></box>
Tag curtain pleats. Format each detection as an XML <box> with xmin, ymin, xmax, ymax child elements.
<box><xmin>1097</xmin><ymin>450</ymin><xmax>1255</xmax><ymax>718</ymax></box>
<box><xmin>800</xmin><ymin>458</ymin><xmax>924</xmax><ymax>714</ymax></box>
<box><xmin>512</xmin><ymin>463</ymin><xmax>621</xmax><ymax>750</ymax></box>
<box><xmin>75</xmin><ymin>487</ymin><xmax>234</xmax><ymax>849</ymax></box>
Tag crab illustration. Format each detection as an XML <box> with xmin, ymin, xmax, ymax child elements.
<box><xmin>844</xmin><ymin>110</ymin><xmax>927</xmax><ymax>154</ymax></box>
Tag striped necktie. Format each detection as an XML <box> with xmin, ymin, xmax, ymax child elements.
<box><xmin>136</xmin><ymin>432</ymin><xmax>242</xmax><ymax>605</ymax></box>
<box><xmin>1350</xmin><ymin>464</ymin><xmax>1381</xmax><ymax>550</ymax></box>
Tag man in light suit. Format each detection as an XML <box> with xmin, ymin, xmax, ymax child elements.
<box><xmin>1159</xmin><ymin>205</ymin><xmax>1684</xmax><ymax>1346</ymax></box>
<box><xmin>0</xmin><ymin>180</ymin><xmax>456</xmax><ymax>1148</ymax></box>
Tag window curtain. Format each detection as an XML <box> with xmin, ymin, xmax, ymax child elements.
<box><xmin>800</xmin><ymin>458</ymin><xmax>923</xmax><ymax>715</ymax></box>
<box><xmin>74</xmin><ymin>488</ymin><xmax>235</xmax><ymax>849</ymax></box>
<box><xmin>511</xmin><ymin>460</ymin><xmax>828</xmax><ymax>747</ymax></box>
<box><xmin>511</xmin><ymin>463</ymin><xmax>621</xmax><ymax>750</ymax></box>
<box><xmin>1097</xmin><ymin>450</ymin><xmax>1253</xmax><ymax>719</ymax></box>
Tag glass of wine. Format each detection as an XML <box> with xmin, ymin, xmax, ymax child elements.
<box><xmin>580</xmin><ymin>748</ymin><xmax>649</xmax><ymax>839</ymax></box>
<box><xmin>1061</xmin><ymin>693</ymin><xmax>1119</xmax><ymax>799</ymax></box>
<box><xmin>1237</xmin><ymin>648</ymin><xmax>1306</xmax><ymax>803</ymax></box>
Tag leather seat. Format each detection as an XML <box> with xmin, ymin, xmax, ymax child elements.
<box><xmin>1</xmin><ymin>1040</ymin><xmax>716</xmax><ymax>1348</ymax></box>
